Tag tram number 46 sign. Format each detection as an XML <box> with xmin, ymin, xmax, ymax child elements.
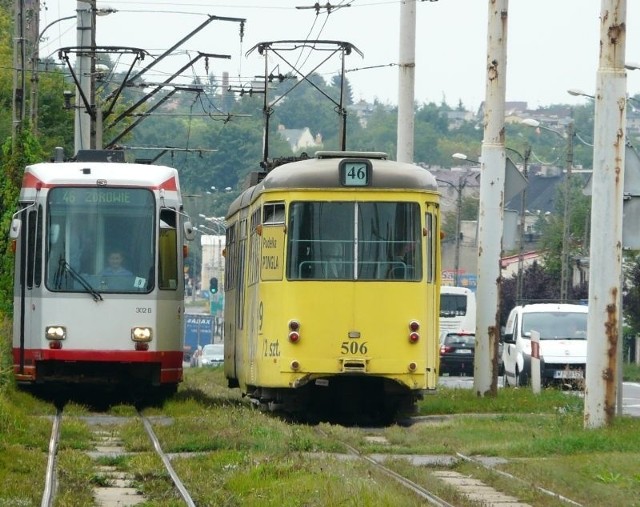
<box><xmin>340</xmin><ymin>341</ymin><xmax>368</xmax><ymax>355</ymax></box>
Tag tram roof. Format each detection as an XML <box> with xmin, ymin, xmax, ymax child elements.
<box><xmin>22</xmin><ymin>162</ymin><xmax>181</xmax><ymax>190</ymax></box>
<box><xmin>228</xmin><ymin>152</ymin><xmax>438</xmax><ymax>216</ymax></box>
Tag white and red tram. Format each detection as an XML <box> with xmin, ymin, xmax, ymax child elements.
<box><xmin>9</xmin><ymin>157</ymin><xmax>194</xmax><ymax>395</ymax></box>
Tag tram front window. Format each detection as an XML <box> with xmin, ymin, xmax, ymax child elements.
<box><xmin>287</xmin><ymin>201</ymin><xmax>422</xmax><ymax>281</ymax></box>
<box><xmin>46</xmin><ymin>187</ymin><xmax>155</xmax><ymax>293</ymax></box>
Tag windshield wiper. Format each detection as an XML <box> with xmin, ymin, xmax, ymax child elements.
<box><xmin>58</xmin><ymin>259</ymin><xmax>103</xmax><ymax>302</ymax></box>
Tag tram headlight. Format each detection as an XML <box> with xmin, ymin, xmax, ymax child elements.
<box><xmin>45</xmin><ymin>326</ymin><xmax>66</xmax><ymax>340</ymax></box>
<box><xmin>131</xmin><ymin>327</ymin><xmax>153</xmax><ymax>342</ymax></box>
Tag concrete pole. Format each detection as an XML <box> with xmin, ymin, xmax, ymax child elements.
<box><xmin>584</xmin><ymin>0</ymin><xmax>627</xmax><ymax>429</ymax></box>
<box><xmin>75</xmin><ymin>1</ymin><xmax>92</xmax><ymax>154</ymax></box>
<box><xmin>474</xmin><ymin>0</ymin><xmax>508</xmax><ymax>396</ymax></box>
<box><xmin>12</xmin><ymin>0</ymin><xmax>26</xmax><ymax>146</ymax></box>
<box><xmin>396</xmin><ymin>0</ymin><xmax>416</xmax><ymax>163</ymax></box>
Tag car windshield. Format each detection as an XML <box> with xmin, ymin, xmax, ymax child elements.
<box><xmin>522</xmin><ymin>312</ymin><xmax>587</xmax><ymax>340</ymax></box>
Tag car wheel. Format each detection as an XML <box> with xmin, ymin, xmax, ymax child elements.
<box><xmin>502</xmin><ymin>370</ymin><xmax>509</xmax><ymax>387</ymax></box>
<box><xmin>516</xmin><ymin>367</ymin><xmax>529</xmax><ymax>387</ymax></box>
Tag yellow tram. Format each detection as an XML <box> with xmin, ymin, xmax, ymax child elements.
<box><xmin>224</xmin><ymin>151</ymin><xmax>441</xmax><ymax>422</ymax></box>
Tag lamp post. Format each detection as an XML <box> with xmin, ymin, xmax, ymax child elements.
<box><xmin>198</xmin><ymin>214</ymin><xmax>227</xmax><ymax>235</ymax></box>
<box><xmin>505</xmin><ymin>146</ymin><xmax>531</xmax><ymax>302</ymax></box>
<box><xmin>30</xmin><ymin>15</ymin><xmax>76</xmax><ymax>135</ymax></box>
<box><xmin>522</xmin><ymin>118</ymin><xmax>574</xmax><ymax>302</ymax></box>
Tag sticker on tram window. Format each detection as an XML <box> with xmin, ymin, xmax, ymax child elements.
<box><xmin>340</xmin><ymin>160</ymin><xmax>371</xmax><ymax>187</ymax></box>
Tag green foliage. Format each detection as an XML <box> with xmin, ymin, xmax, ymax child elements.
<box><xmin>535</xmin><ymin>174</ymin><xmax>591</xmax><ymax>283</ymax></box>
<box><xmin>623</xmin><ymin>255</ymin><xmax>640</xmax><ymax>337</ymax></box>
<box><xmin>0</xmin><ymin>126</ymin><xmax>45</xmax><ymax>317</ymax></box>
<box><xmin>441</xmin><ymin>194</ymin><xmax>479</xmax><ymax>239</ymax></box>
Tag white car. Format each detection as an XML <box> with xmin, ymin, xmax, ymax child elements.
<box><xmin>199</xmin><ymin>343</ymin><xmax>224</xmax><ymax>367</ymax></box>
<box><xmin>501</xmin><ymin>303</ymin><xmax>588</xmax><ymax>387</ymax></box>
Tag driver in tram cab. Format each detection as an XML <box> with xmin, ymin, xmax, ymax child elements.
<box><xmin>100</xmin><ymin>250</ymin><xmax>133</xmax><ymax>277</ymax></box>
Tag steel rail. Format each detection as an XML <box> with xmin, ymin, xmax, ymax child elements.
<box><xmin>41</xmin><ymin>408</ymin><xmax>62</xmax><ymax>507</ymax></box>
<box><xmin>139</xmin><ymin>411</ymin><xmax>196</xmax><ymax>507</ymax></box>
<box><xmin>316</xmin><ymin>427</ymin><xmax>455</xmax><ymax>507</ymax></box>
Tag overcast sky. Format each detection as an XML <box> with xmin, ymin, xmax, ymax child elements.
<box><xmin>40</xmin><ymin>1</ymin><xmax>640</xmax><ymax>112</ymax></box>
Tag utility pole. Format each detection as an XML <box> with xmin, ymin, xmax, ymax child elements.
<box><xmin>12</xmin><ymin>0</ymin><xmax>27</xmax><ymax>146</ymax></box>
<box><xmin>437</xmin><ymin>175</ymin><xmax>468</xmax><ymax>286</ymax></box>
<box><xmin>75</xmin><ymin>1</ymin><xmax>92</xmax><ymax>154</ymax></box>
<box><xmin>475</xmin><ymin>0</ymin><xmax>508</xmax><ymax>396</ymax></box>
<box><xmin>560</xmin><ymin>121</ymin><xmax>574</xmax><ymax>302</ymax></box>
<box><xmin>584</xmin><ymin>0</ymin><xmax>626</xmax><ymax>429</ymax></box>
<box><xmin>396</xmin><ymin>0</ymin><xmax>416</xmax><ymax>163</ymax></box>
<box><xmin>515</xmin><ymin>145</ymin><xmax>531</xmax><ymax>302</ymax></box>
<box><xmin>90</xmin><ymin>2</ymin><xmax>99</xmax><ymax>149</ymax></box>
<box><xmin>454</xmin><ymin>181</ymin><xmax>463</xmax><ymax>286</ymax></box>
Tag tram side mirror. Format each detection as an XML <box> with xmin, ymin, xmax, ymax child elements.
<box><xmin>183</xmin><ymin>221</ymin><xmax>195</xmax><ymax>241</ymax></box>
<box><xmin>9</xmin><ymin>218</ymin><xmax>21</xmax><ymax>239</ymax></box>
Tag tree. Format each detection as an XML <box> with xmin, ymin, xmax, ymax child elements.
<box><xmin>330</xmin><ymin>73</ymin><xmax>354</xmax><ymax>106</ymax></box>
<box><xmin>623</xmin><ymin>255</ymin><xmax>640</xmax><ymax>336</ymax></box>
<box><xmin>0</xmin><ymin>126</ymin><xmax>45</xmax><ymax>316</ymax></box>
<box><xmin>441</xmin><ymin>194</ymin><xmax>479</xmax><ymax>240</ymax></box>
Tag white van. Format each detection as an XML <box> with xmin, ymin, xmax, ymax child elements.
<box><xmin>439</xmin><ymin>286</ymin><xmax>476</xmax><ymax>334</ymax></box>
<box><xmin>501</xmin><ymin>303</ymin><xmax>588</xmax><ymax>387</ymax></box>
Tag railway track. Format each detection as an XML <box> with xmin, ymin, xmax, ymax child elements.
<box><xmin>41</xmin><ymin>407</ymin><xmax>196</xmax><ymax>507</ymax></box>
<box><xmin>315</xmin><ymin>425</ymin><xmax>457</xmax><ymax>507</ymax></box>
<box><xmin>316</xmin><ymin>420</ymin><xmax>585</xmax><ymax>507</ymax></box>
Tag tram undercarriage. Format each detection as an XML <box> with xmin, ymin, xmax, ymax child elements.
<box><xmin>246</xmin><ymin>375</ymin><xmax>421</xmax><ymax>425</ymax></box>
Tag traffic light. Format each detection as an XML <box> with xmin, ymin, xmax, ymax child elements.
<box><xmin>209</xmin><ymin>277</ymin><xmax>218</xmax><ymax>294</ymax></box>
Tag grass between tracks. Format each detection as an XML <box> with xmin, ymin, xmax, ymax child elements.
<box><xmin>1</xmin><ymin>314</ymin><xmax>640</xmax><ymax>505</ymax></box>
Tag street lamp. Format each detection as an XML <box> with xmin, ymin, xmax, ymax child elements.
<box><xmin>198</xmin><ymin>214</ymin><xmax>227</xmax><ymax>235</ymax></box>
<box><xmin>522</xmin><ymin>117</ymin><xmax>574</xmax><ymax>303</ymax></box>
<box><xmin>452</xmin><ymin>152</ymin><xmax>480</xmax><ymax>164</ymax></box>
<box><xmin>29</xmin><ymin>15</ymin><xmax>77</xmax><ymax>134</ymax></box>
<box><xmin>194</xmin><ymin>224</ymin><xmax>217</xmax><ymax>235</ymax></box>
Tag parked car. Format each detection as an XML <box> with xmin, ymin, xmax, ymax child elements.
<box><xmin>501</xmin><ymin>303</ymin><xmax>588</xmax><ymax>388</ymax></box>
<box><xmin>439</xmin><ymin>332</ymin><xmax>475</xmax><ymax>376</ymax></box>
<box><xmin>199</xmin><ymin>343</ymin><xmax>224</xmax><ymax>367</ymax></box>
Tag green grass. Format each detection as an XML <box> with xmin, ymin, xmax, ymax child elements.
<box><xmin>2</xmin><ymin>329</ymin><xmax>640</xmax><ymax>506</ymax></box>
<box><xmin>624</xmin><ymin>361</ymin><xmax>640</xmax><ymax>382</ymax></box>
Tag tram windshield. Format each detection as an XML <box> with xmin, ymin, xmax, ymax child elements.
<box><xmin>46</xmin><ymin>187</ymin><xmax>156</xmax><ymax>294</ymax></box>
<box><xmin>287</xmin><ymin>201</ymin><xmax>422</xmax><ymax>281</ymax></box>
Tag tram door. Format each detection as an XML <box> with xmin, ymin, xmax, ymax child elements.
<box><xmin>13</xmin><ymin>205</ymin><xmax>43</xmax><ymax>372</ymax></box>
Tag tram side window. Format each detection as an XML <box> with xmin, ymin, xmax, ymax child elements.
<box><xmin>225</xmin><ymin>223</ymin><xmax>236</xmax><ymax>291</ymax></box>
<box><xmin>263</xmin><ymin>202</ymin><xmax>285</xmax><ymax>224</ymax></box>
<box><xmin>26</xmin><ymin>207</ymin><xmax>43</xmax><ymax>289</ymax></box>
<box><xmin>158</xmin><ymin>209</ymin><xmax>178</xmax><ymax>290</ymax></box>
<box><xmin>425</xmin><ymin>211</ymin><xmax>435</xmax><ymax>283</ymax></box>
